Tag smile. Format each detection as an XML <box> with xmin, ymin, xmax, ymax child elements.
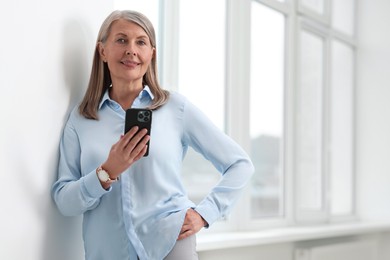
<box><xmin>121</xmin><ymin>60</ymin><xmax>140</xmax><ymax>67</ymax></box>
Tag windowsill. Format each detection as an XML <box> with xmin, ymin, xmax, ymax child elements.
<box><xmin>197</xmin><ymin>220</ymin><xmax>390</xmax><ymax>251</ymax></box>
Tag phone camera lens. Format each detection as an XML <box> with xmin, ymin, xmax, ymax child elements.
<box><xmin>136</xmin><ymin>110</ymin><xmax>151</xmax><ymax>122</ymax></box>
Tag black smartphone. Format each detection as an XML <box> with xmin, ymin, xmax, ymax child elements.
<box><xmin>124</xmin><ymin>108</ymin><xmax>152</xmax><ymax>157</ymax></box>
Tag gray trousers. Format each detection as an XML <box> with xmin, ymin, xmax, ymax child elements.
<box><xmin>164</xmin><ymin>235</ymin><xmax>198</xmax><ymax>260</ymax></box>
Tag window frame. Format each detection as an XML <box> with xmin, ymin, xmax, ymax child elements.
<box><xmin>246</xmin><ymin>0</ymin><xmax>293</xmax><ymax>231</ymax></box>
<box><xmin>294</xmin><ymin>19</ymin><xmax>330</xmax><ymax>223</ymax></box>
<box><xmin>294</xmin><ymin>8</ymin><xmax>357</xmax><ymax>224</ymax></box>
<box><xmin>329</xmin><ymin>39</ymin><xmax>356</xmax><ymax>218</ymax></box>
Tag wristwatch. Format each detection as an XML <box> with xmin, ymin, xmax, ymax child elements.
<box><xmin>96</xmin><ymin>166</ymin><xmax>118</xmax><ymax>184</ymax></box>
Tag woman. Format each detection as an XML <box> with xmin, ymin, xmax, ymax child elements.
<box><xmin>52</xmin><ymin>10</ymin><xmax>254</xmax><ymax>260</ymax></box>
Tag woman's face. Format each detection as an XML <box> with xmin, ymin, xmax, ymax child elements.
<box><xmin>99</xmin><ymin>19</ymin><xmax>154</xmax><ymax>86</ymax></box>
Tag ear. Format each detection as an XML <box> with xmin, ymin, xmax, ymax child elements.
<box><xmin>152</xmin><ymin>47</ymin><xmax>156</xmax><ymax>59</ymax></box>
<box><xmin>98</xmin><ymin>42</ymin><xmax>107</xmax><ymax>62</ymax></box>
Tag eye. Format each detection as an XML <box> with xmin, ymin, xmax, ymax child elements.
<box><xmin>116</xmin><ymin>38</ymin><xmax>127</xmax><ymax>44</ymax></box>
<box><xmin>137</xmin><ymin>40</ymin><xmax>147</xmax><ymax>46</ymax></box>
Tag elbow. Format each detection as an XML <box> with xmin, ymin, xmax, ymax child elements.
<box><xmin>54</xmin><ymin>197</ymin><xmax>87</xmax><ymax>217</ymax></box>
<box><xmin>224</xmin><ymin>156</ymin><xmax>255</xmax><ymax>181</ymax></box>
<box><xmin>248</xmin><ymin>158</ymin><xmax>255</xmax><ymax>175</ymax></box>
<box><xmin>51</xmin><ymin>185</ymin><xmax>83</xmax><ymax>217</ymax></box>
<box><xmin>238</xmin><ymin>153</ymin><xmax>255</xmax><ymax>175</ymax></box>
<box><xmin>244</xmin><ymin>157</ymin><xmax>255</xmax><ymax>180</ymax></box>
<box><xmin>52</xmin><ymin>193</ymin><xmax>78</xmax><ymax>217</ymax></box>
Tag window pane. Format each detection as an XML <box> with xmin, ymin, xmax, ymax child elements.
<box><xmin>330</xmin><ymin>40</ymin><xmax>354</xmax><ymax>215</ymax></box>
<box><xmin>332</xmin><ymin>0</ymin><xmax>355</xmax><ymax>35</ymax></box>
<box><xmin>177</xmin><ymin>0</ymin><xmax>225</xmax><ymax>130</ymax></box>
<box><xmin>300</xmin><ymin>0</ymin><xmax>324</xmax><ymax>14</ymax></box>
<box><xmin>178</xmin><ymin>0</ymin><xmax>226</xmax><ymax>204</ymax></box>
<box><xmin>296</xmin><ymin>30</ymin><xmax>324</xmax><ymax>210</ymax></box>
<box><xmin>250</xmin><ymin>2</ymin><xmax>285</xmax><ymax>218</ymax></box>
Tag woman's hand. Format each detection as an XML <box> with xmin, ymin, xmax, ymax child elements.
<box><xmin>101</xmin><ymin>126</ymin><xmax>150</xmax><ymax>180</ymax></box>
<box><xmin>178</xmin><ymin>208</ymin><xmax>208</xmax><ymax>240</ymax></box>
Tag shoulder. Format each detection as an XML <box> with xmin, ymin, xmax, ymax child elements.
<box><xmin>65</xmin><ymin>104</ymin><xmax>88</xmax><ymax>129</ymax></box>
<box><xmin>155</xmin><ymin>92</ymin><xmax>196</xmax><ymax>123</ymax></box>
<box><xmin>67</xmin><ymin>105</ymin><xmax>82</xmax><ymax>122</ymax></box>
<box><xmin>167</xmin><ymin>91</ymin><xmax>188</xmax><ymax>104</ymax></box>
<box><xmin>162</xmin><ymin>91</ymin><xmax>189</xmax><ymax>111</ymax></box>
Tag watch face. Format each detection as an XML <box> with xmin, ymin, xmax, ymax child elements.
<box><xmin>97</xmin><ymin>168</ymin><xmax>109</xmax><ymax>182</ymax></box>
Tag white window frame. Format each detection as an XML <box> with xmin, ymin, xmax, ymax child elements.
<box><xmin>246</xmin><ymin>0</ymin><xmax>294</xmax><ymax>231</ymax></box>
<box><xmin>294</xmin><ymin>0</ymin><xmax>357</xmax><ymax>223</ymax></box>
<box><xmin>294</xmin><ymin>18</ymin><xmax>330</xmax><ymax>223</ymax></box>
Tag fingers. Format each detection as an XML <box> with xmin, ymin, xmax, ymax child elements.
<box><xmin>178</xmin><ymin>220</ymin><xmax>193</xmax><ymax>240</ymax></box>
<box><xmin>177</xmin><ymin>209</ymin><xmax>205</xmax><ymax>240</ymax></box>
<box><xmin>103</xmin><ymin>127</ymin><xmax>149</xmax><ymax>176</ymax></box>
<box><xmin>126</xmin><ymin>132</ymin><xmax>150</xmax><ymax>158</ymax></box>
<box><xmin>121</xmin><ymin>127</ymin><xmax>149</xmax><ymax>155</ymax></box>
<box><xmin>133</xmin><ymin>143</ymin><xmax>148</xmax><ymax>161</ymax></box>
<box><xmin>178</xmin><ymin>228</ymin><xmax>193</xmax><ymax>240</ymax></box>
<box><xmin>121</xmin><ymin>126</ymin><xmax>139</xmax><ymax>144</ymax></box>
<box><xmin>121</xmin><ymin>126</ymin><xmax>142</xmax><ymax>148</ymax></box>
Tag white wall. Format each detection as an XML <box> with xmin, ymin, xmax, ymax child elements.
<box><xmin>356</xmin><ymin>0</ymin><xmax>390</xmax><ymax>219</ymax></box>
<box><xmin>0</xmin><ymin>1</ymin><xmax>113</xmax><ymax>259</ymax></box>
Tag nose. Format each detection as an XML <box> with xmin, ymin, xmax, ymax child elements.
<box><xmin>126</xmin><ymin>50</ymin><xmax>136</xmax><ymax>56</ymax></box>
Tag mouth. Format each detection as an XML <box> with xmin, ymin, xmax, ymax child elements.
<box><xmin>121</xmin><ymin>60</ymin><xmax>141</xmax><ymax>67</ymax></box>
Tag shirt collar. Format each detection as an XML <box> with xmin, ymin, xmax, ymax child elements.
<box><xmin>98</xmin><ymin>85</ymin><xmax>155</xmax><ymax>110</ymax></box>
<box><xmin>140</xmin><ymin>85</ymin><xmax>154</xmax><ymax>101</ymax></box>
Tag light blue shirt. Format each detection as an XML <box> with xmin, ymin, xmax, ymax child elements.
<box><xmin>52</xmin><ymin>86</ymin><xmax>254</xmax><ymax>260</ymax></box>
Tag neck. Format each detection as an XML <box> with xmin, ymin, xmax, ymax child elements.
<box><xmin>109</xmin><ymin>81</ymin><xmax>143</xmax><ymax>110</ymax></box>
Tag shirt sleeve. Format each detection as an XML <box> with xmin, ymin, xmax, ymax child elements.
<box><xmin>51</xmin><ymin>115</ymin><xmax>110</xmax><ymax>217</ymax></box>
<box><xmin>182</xmin><ymin>98</ymin><xmax>255</xmax><ymax>226</ymax></box>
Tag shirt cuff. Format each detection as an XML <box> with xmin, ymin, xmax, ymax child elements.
<box><xmin>194</xmin><ymin>200</ymin><xmax>220</xmax><ymax>228</ymax></box>
<box><xmin>82</xmin><ymin>169</ymin><xmax>111</xmax><ymax>199</ymax></box>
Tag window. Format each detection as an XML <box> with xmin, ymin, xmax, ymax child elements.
<box><xmin>295</xmin><ymin>0</ymin><xmax>356</xmax><ymax>222</ymax></box>
<box><xmin>177</xmin><ymin>0</ymin><xmax>226</xmax><ymax>130</ymax></box>
<box><xmin>250</xmin><ymin>2</ymin><xmax>285</xmax><ymax>219</ymax></box>
<box><xmin>331</xmin><ymin>0</ymin><xmax>355</xmax><ymax>35</ymax></box>
<box><xmin>295</xmin><ymin>28</ymin><xmax>326</xmax><ymax>221</ymax></box>
<box><xmin>114</xmin><ymin>0</ymin><xmax>356</xmax><ymax>230</ymax></box>
<box><xmin>300</xmin><ymin>0</ymin><xmax>325</xmax><ymax>15</ymax></box>
<box><xmin>329</xmin><ymin>40</ymin><xmax>354</xmax><ymax>216</ymax></box>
